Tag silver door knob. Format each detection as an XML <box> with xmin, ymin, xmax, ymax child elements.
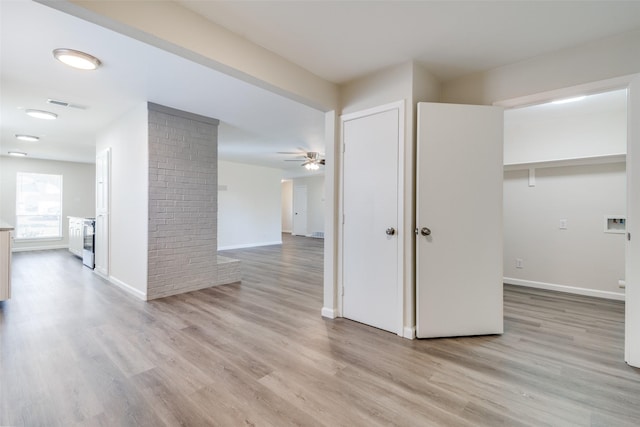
<box><xmin>420</xmin><ymin>227</ymin><xmax>431</xmax><ymax>236</ymax></box>
<box><xmin>385</xmin><ymin>227</ymin><xmax>396</xmax><ymax>236</ymax></box>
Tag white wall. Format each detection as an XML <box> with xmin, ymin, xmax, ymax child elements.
<box><xmin>281</xmin><ymin>180</ymin><xmax>293</xmax><ymax>233</ymax></box>
<box><xmin>292</xmin><ymin>175</ymin><xmax>325</xmax><ymax>236</ymax></box>
<box><xmin>0</xmin><ymin>156</ymin><xmax>95</xmax><ymax>251</ymax></box>
<box><xmin>441</xmin><ymin>29</ymin><xmax>640</xmax><ymax>105</ymax></box>
<box><xmin>95</xmin><ymin>103</ymin><xmax>148</xmax><ymax>295</ymax></box>
<box><xmin>504</xmin><ymin>163</ymin><xmax>626</xmax><ymax>299</ymax></box>
<box><xmin>504</xmin><ymin>90</ymin><xmax>627</xmax><ymax>165</ymax></box>
<box><xmin>218</xmin><ymin>160</ymin><xmax>283</xmax><ymax>250</ymax></box>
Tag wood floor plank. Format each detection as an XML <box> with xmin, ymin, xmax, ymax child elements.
<box><xmin>2</xmin><ymin>236</ymin><xmax>640</xmax><ymax>426</ymax></box>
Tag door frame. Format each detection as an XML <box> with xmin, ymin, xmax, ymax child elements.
<box><xmin>494</xmin><ymin>73</ymin><xmax>639</xmax><ymax>366</ymax></box>
<box><xmin>338</xmin><ymin>100</ymin><xmax>406</xmax><ymax>336</ymax></box>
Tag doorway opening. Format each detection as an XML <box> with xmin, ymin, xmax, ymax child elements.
<box><xmin>502</xmin><ymin>88</ymin><xmax>628</xmax><ymax>300</ymax></box>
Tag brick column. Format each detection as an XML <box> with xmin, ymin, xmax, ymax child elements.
<box><xmin>147</xmin><ymin>103</ymin><xmax>224</xmax><ymax>299</ymax></box>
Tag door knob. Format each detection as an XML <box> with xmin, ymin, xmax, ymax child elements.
<box><xmin>420</xmin><ymin>227</ymin><xmax>431</xmax><ymax>236</ymax></box>
<box><xmin>385</xmin><ymin>227</ymin><xmax>396</xmax><ymax>236</ymax></box>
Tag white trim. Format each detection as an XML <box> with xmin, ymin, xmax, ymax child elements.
<box><xmin>218</xmin><ymin>240</ymin><xmax>282</xmax><ymax>251</ymax></box>
<box><xmin>105</xmin><ymin>274</ymin><xmax>147</xmax><ymax>301</ymax></box>
<box><xmin>12</xmin><ymin>244</ymin><xmax>67</xmax><ymax>252</ymax></box>
<box><xmin>321</xmin><ymin>307</ymin><xmax>337</xmax><ymax>319</ymax></box>
<box><xmin>13</xmin><ymin>237</ymin><xmax>63</xmax><ymax>243</ymax></box>
<box><xmin>339</xmin><ymin>100</ymin><xmax>406</xmax><ymax>337</ymax></box>
<box><xmin>504</xmin><ymin>277</ymin><xmax>625</xmax><ymax>301</ymax></box>
<box><xmin>323</xmin><ymin>110</ymin><xmax>339</xmax><ymax>328</ymax></box>
<box><xmin>402</xmin><ymin>326</ymin><xmax>416</xmax><ymax>340</ymax></box>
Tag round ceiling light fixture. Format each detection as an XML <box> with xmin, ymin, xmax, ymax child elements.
<box><xmin>25</xmin><ymin>109</ymin><xmax>58</xmax><ymax>120</ymax></box>
<box><xmin>53</xmin><ymin>48</ymin><xmax>102</xmax><ymax>70</ymax></box>
<box><xmin>15</xmin><ymin>134</ymin><xmax>40</xmax><ymax>142</ymax></box>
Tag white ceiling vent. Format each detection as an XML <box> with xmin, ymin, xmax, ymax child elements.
<box><xmin>47</xmin><ymin>98</ymin><xmax>87</xmax><ymax>110</ymax></box>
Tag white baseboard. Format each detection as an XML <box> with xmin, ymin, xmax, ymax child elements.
<box><xmin>402</xmin><ymin>326</ymin><xmax>416</xmax><ymax>340</ymax></box>
<box><xmin>12</xmin><ymin>244</ymin><xmax>68</xmax><ymax>252</ymax></box>
<box><xmin>218</xmin><ymin>240</ymin><xmax>283</xmax><ymax>251</ymax></box>
<box><xmin>106</xmin><ymin>275</ymin><xmax>147</xmax><ymax>301</ymax></box>
<box><xmin>321</xmin><ymin>307</ymin><xmax>337</xmax><ymax>319</ymax></box>
<box><xmin>504</xmin><ymin>277</ymin><xmax>625</xmax><ymax>301</ymax></box>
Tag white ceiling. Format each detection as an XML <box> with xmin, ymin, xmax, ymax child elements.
<box><xmin>2</xmin><ymin>0</ymin><xmax>640</xmax><ymax>176</ymax></box>
<box><xmin>0</xmin><ymin>0</ymin><xmax>326</xmax><ymax>176</ymax></box>
<box><xmin>177</xmin><ymin>0</ymin><xmax>640</xmax><ymax>83</ymax></box>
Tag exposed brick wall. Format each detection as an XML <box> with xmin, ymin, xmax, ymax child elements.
<box><xmin>147</xmin><ymin>103</ymin><xmax>224</xmax><ymax>299</ymax></box>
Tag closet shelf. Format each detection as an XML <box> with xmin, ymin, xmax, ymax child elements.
<box><xmin>504</xmin><ymin>154</ymin><xmax>626</xmax><ymax>171</ymax></box>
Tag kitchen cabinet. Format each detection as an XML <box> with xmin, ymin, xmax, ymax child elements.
<box><xmin>0</xmin><ymin>224</ymin><xmax>13</xmax><ymax>302</ymax></box>
<box><xmin>68</xmin><ymin>217</ymin><xmax>83</xmax><ymax>257</ymax></box>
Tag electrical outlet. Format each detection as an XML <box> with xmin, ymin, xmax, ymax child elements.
<box><xmin>559</xmin><ymin>219</ymin><xmax>568</xmax><ymax>229</ymax></box>
<box><xmin>516</xmin><ymin>258</ymin><xmax>523</xmax><ymax>269</ymax></box>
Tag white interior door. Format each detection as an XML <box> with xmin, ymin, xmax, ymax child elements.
<box><xmin>342</xmin><ymin>103</ymin><xmax>402</xmax><ymax>334</ymax></box>
<box><xmin>292</xmin><ymin>185</ymin><xmax>307</xmax><ymax>236</ymax></box>
<box><xmin>416</xmin><ymin>102</ymin><xmax>503</xmax><ymax>338</ymax></box>
<box><xmin>626</xmin><ymin>76</ymin><xmax>640</xmax><ymax>367</ymax></box>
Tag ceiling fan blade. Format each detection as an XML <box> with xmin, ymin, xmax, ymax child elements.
<box><xmin>284</xmin><ymin>159</ymin><xmax>304</xmax><ymax>161</ymax></box>
<box><xmin>277</xmin><ymin>151</ymin><xmax>306</xmax><ymax>155</ymax></box>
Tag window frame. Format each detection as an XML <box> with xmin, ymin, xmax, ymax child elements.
<box><xmin>15</xmin><ymin>172</ymin><xmax>64</xmax><ymax>241</ymax></box>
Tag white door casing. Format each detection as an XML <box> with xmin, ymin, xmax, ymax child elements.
<box><xmin>416</xmin><ymin>102</ymin><xmax>504</xmax><ymax>338</ymax></box>
<box><xmin>626</xmin><ymin>76</ymin><xmax>640</xmax><ymax>368</ymax></box>
<box><xmin>341</xmin><ymin>101</ymin><xmax>404</xmax><ymax>335</ymax></box>
<box><xmin>293</xmin><ymin>185</ymin><xmax>308</xmax><ymax>236</ymax></box>
<box><xmin>95</xmin><ymin>148</ymin><xmax>110</xmax><ymax>277</ymax></box>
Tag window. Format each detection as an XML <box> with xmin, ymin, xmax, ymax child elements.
<box><xmin>15</xmin><ymin>172</ymin><xmax>63</xmax><ymax>240</ymax></box>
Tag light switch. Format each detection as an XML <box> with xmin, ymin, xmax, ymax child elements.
<box><xmin>559</xmin><ymin>219</ymin><xmax>568</xmax><ymax>229</ymax></box>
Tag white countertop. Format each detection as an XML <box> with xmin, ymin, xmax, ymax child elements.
<box><xmin>0</xmin><ymin>222</ymin><xmax>14</xmax><ymax>232</ymax></box>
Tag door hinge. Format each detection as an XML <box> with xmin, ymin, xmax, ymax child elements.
<box><xmin>341</xmin><ymin>286</ymin><xmax>344</xmax><ymax>296</ymax></box>
<box><xmin>342</xmin><ymin>214</ymin><xmax>345</xmax><ymax>225</ymax></box>
<box><xmin>343</xmin><ymin>143</ymin><xmax>346</xmax><ymax>153</ymax></box>
<box><xmin>629</xmin><ymin>232</ymin><xmax>632</xmax><ymax>241</ymax></box>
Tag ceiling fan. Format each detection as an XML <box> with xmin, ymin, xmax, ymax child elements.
<box><xmin>278</xmin><ymin>150</ymin><xmax>325</xmax><ymax>170</ymax></box>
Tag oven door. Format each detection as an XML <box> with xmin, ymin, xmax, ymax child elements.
<box><xmin>82</xmin><ymin>220</ymin><xmax>95</xmax><ymax>269</ymax></box>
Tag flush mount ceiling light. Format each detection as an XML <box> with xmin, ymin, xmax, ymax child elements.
<box><xmin>8</xmin><ymin>151</ymin><xmax>27</xmax><ymax>157</ymax></box>
<box><xmin>25</xmin><ymin>109</ymin><xmax>58</xmax><ymax>120</ymax></box>
<box><xmin>15</xmin><ymin>134</ymin><xmax>40</xmax><ymax>142</ymax></box>
<box><xmin>53</xmin><ymin>48</ymin><xmax>102</xmax><ymax>70</ymax></box>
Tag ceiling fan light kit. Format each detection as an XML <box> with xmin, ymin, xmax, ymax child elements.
<box><xmin>305</xmin><ymin>162</ymin><xmax>320</xmax><ymax>170</ymax></box>
<box><xmin>278</xmin><ymin>150</ymin><xmax>325</xmax><ymax>170</ymax></box>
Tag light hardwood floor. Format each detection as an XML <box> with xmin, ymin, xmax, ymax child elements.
<box><xmin>1</xmin><ymin>234</ymin><xmax>639</xmax><ymax>426</ymax></box>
